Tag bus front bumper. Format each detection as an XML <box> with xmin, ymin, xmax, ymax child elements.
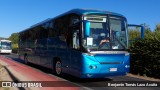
<box><xmin>0</xmin><ymin>50</ymin><xmax>12</xmax><ymax>54</ymax></box>
<box><xmin>80</xmin><ymin>64</ymin><xmax>130</xmax><ymax>78</ymax></box>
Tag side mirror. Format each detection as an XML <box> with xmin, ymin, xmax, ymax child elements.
<box><xmin>128</xmin><ymin>24</ymin><xmax>144</xmax><ymax>39</ymax></box>
<box><xmin>128</xmin><ymin>24</ymin><xmax>145</xmax><ymax>48</ymax></box>
<box><xmin>83</xmin><ymin>20</ymin><xmax>90</xmax><ymax>37</ymax></box>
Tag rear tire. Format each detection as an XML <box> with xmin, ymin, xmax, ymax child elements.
<box><xmin>24</xmin><ymin>55</ymin><xmax>28</xmax><ymax>64</ymax></box>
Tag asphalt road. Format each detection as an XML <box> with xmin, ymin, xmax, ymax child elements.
<box><xmin>1</xmin><ymin>54</ymin><xmax>160</xmax><ymax>90</ymax></box>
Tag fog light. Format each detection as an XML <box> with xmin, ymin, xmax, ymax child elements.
<box><xmin>93</xmin><ymin>66</ymin><xmax>97</xmax><ymax>69</ymax></box>
<box><xmin>89</xmin><ymin>65</ymin><xmax>93</xmax><ymax>69</ymax></box>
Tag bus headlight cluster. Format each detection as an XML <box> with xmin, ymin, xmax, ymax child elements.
<box><xmin>89</xmin><ymin>65</ymin><xmax>97</xmax><ymax>69</ymax></box>
<box><xmin>125</xmin><ymin>53</ymin><xmax>129</xmax><ymax>56</ymax></box>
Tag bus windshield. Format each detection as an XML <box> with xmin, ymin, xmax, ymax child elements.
<box><xmin>1</xmin><ymin>41</ymin><xmax>12</xmax><ymax>50</ymax></box>
<box><xmin>82</xmin><ymin>16</ymin><xmax>127</xmax><ymax>51</ymax></box>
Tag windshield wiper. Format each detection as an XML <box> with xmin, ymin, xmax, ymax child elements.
<box><xmin>98</xmin><ymin>41</ymin><xmax>111</xmax><ymax>50</ymax></box>
<box><xmin>98</xmin><ymin>37</ymin><xmax>126</xmax><ymax>50</ymax></box>
<box><xmin>114</xmin><ymin>37</ymin><xmax>126</xmax><ymax>49</ymax></box>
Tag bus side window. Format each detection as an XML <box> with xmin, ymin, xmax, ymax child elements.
<box><xmin>72</xmin><ymin>29</ymin><xmax>80</xmax><ymax>49</ymax></box>
<box><xmin>48</xmin><ymin>21</ymin><xmax>56</xmax><ymax>37</ymax></box>
<box><xmin>66</xmin><ymin>14</ymin><xmax>80</xmax><ymax>49</ymax></box>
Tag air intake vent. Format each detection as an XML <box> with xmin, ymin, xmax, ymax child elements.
<box><xmin>100</xmin><ymin>62</ymin><xmax>121</xmax><ymax>64</ymax></box>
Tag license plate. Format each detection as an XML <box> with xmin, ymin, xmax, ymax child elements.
<box><xmin>110</xmin><ymin>68</ymin><xmax>117</xmax><ymax>72</ymax></box>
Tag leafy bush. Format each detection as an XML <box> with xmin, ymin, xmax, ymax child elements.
<box><xmin>130</xmin><ymin>39</ymin><xmax>160</xmax><ymax>79</ymax></box>
<box><xmin>12</xmin><ymin>43</ymin><xmax>18</xmax><ymax>54</ymax></box>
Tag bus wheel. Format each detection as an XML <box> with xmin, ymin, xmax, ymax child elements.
<box><xmin>55</xmin><ymin>61</ymin><xmax>62</xmax><ymax>75</ymax></box>
<box><xmin>24</xmin><ymin>55</ymin><xmax>28</xmax><ymax>64</ymax></box>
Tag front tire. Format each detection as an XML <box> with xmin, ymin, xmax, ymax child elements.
<box><xmin>55</xmin><ymin>60</ymin><xmax>62</xmax><ymax>75</ymax></box>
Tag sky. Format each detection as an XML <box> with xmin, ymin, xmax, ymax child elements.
<box><xmin>0</xmin><ymin>0</ymin><xmax>160</xmax><ymax>38</ymax></box>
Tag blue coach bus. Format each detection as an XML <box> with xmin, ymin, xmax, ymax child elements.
<box><xmin>18</xmin><ymin>9</ymin><xmax>144</xmax><ymax>78</ymax></box>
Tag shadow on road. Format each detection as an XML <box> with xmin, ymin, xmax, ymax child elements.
<box><xmin>0</xmin><ymin>53</ymin><xmax>11</xmax><ymax>55</ymax></box>
<box><xmin>11</xmin><ymin>57</ymin><xmax>25</xmax><ymax>64</ymax></box>
<box><xmin>3</xmin><ymin>66</ymin><xmax>28</xmax><ymax>90</ymax></box>
<box><xmin>61</xmin><ymin>74</ymin><xmax>112</xmax><ymax>82</ymax></box>
<box><xmin>9</xmin><ymin>56</ymin><xmax>112</xmax><ymax>83</ymax></box>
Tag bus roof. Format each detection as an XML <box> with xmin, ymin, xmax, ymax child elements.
<box><xmin>63</xmin><ymin>8</ymin><xmax>124</xmax><ymax>16</ymax></box>
<box><xmin>52</xmin><ymin>8</ymin><xmax>125</xmax><ymax>21</ymax></box>
<box><xmin>20</xmin><ymin>8</ymin><xmax>125</xmax><ymax>33</ymax></box>
<box><xmin>0</xmin><ymin>40</ymin><xmax>11</xmax><ymax>42</ymax></box>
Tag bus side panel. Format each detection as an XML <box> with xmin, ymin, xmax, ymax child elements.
<box><xmin>18</xmin><ymin>41</ymin><xmax>27</xmax><ymax>60</ymax></box>
<box><xmin>36</xmin><ymin>39</ymin><xmax>48</xmax><ymax>67</ymax></box>
<box><xmin>46</xmin><ymin>38</ymin><xmax>59</xmax><ymax>69</ymax></box>
<box><xmin>28</xmin><ymin>40</ymin><xmax>40</xmax><ymax>64</ymax></box>
<box><xmin>19</xmin><ymin>40</ymin><xmax>41</xmax><ymax>65</ymax></box>
<box><xmin>69</xmin><ymin>50</ymin><xmax>82</xmax><ymax>77</ymax></box>
<box><xmin>55</xmin><ymin>37</ymin><xmax>70</xmax><ymax>74</ymax></box>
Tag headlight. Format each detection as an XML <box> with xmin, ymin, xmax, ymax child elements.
<box><xmin>125</xmin><ymin>52</ymin><xmax>129</xmax><ymax>56</ymax></box>
<box><xmin>89</xmin><ymin>65</ymin><xmax>97</xmax><ymax>69</ymax></box>
<box><xmin>83</xmin><ymin>53</ymin><xmax>95</xmax><ymax>56</ymax></box>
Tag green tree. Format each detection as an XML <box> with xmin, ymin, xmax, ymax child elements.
<box><xmin>128</xmin><ymin>29</ymin><xmax>141</xmax><ymax>40</ymax></box>
<box><xmin>9</xmin><ymin>33</ymin><xmax>18</xmax><ymax>44</ymax></box>
<box><xmin>155</xmin><ymin>23</ymin><xmax>160</xmax><ymax>31</ymax></box>
<box><xmin>143</xmin><ymin>24</ymin><xmax>154</xmax><ymax>40</ymax></box>
<box><xmin>154</xmin><ymin>23</ymin><xmax>160</xmax><ymax>41</ymax></box>
<box><xmin>130</xmin><ymin>23</ymin><xmax>160</xmax><ymax>79</ymax></box>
